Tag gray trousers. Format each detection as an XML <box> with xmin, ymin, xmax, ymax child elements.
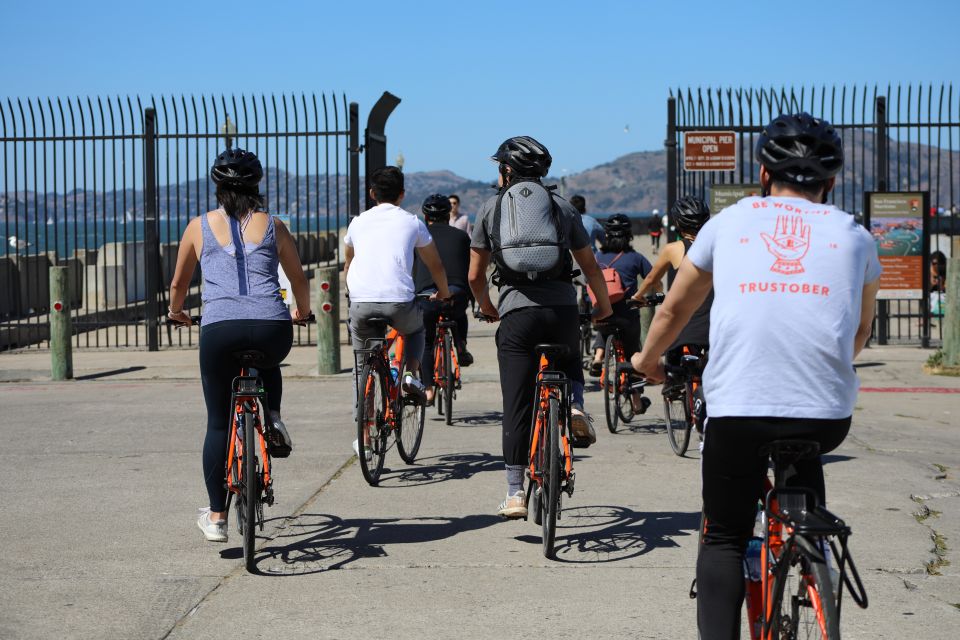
<box><xmin>348</xmin><ymin>299</ymin><xmax>425</xmax><ymax>363</ymax></box>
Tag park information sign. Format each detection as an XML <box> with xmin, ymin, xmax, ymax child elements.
<box><xmin>865</xmin><ymin>192</ymin><xmax>929</xmax><ymax>300</ymax></box>
<box><xmin>709</xmin><ymin>183</ymin><xmax>761</xmax><ymax>213</ymax></box>
<box><xmin>683</xmin><ymin>131</ymin><xmax>737</xmax><ymax>171</ymax></box>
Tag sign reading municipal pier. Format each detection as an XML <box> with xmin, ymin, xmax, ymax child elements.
<box><xmin>683</xmin><ymin>131</ymin><xmax>737</xmax><ymax>171</ymax></box>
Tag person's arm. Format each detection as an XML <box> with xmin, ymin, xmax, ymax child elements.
<box><xmin>633</xmin><ymin>242</ymin><xmax>680</xmax><ymax>298</ymax></box>
<box><xmin>343</xmin><ymin>244</ymin><xmax>354</xmax><ymax>281</ymax></box>
<box><xmin>415</xmin><ymin>241</ymin><xmax>451</xmax><ymax>300</ymax></box>
<box><xmin>572</xmin><ymin>246</ymin><xmax>613</xmax><ymax>321</ymax></box>
<box><xmin>853</xmin><ymin>278</ymin><xmax>880</xmax><ymax>358</ymax></box>
<box><xmin>167</xmin><ymin>218</ymin><xmax>200</xmax><ymax>325</ymax></box>
<box><xmin>275</xmin><ymin>219</ymin><xmax>311</xmax><ymax>320</ymax></box>
<box><xmin>631</xmin><ymin>256</ymin><xmax>713</xmax><ymax>382</ymax></box>
<box><xmin>468</xmin><ymin>247</ymin><xmax>498</xmax><ymax>320</ymax></box>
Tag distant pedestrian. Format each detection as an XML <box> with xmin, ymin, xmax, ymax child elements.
<box><xmin>448</xmin><ymin>194</ymin><xmax>472</xmax><ymax>236</ymax></box>
<box><xmin>647</xmin><ymin>210</ymin><xmax>663</xmax><ymax>254</ymax></box>
<box><xmin>569</xmin><ymin>195</ymin><xmax>604</xmax><ymax>252</ymax></box>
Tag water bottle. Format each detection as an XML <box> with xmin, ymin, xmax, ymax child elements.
<box><xmin>744</xmin><ymin>537</ymin><xmax>763</xmax><ymax>582</ymax></box>
<box><xmin>389</xmin><ymin>366</ymin><xmax>400</xmax><ymax>386</ymax></box>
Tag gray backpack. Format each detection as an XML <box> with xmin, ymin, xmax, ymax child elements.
<box><xmin>490</xmin><ymin>180</ymin><xmax>570</xmax><ymax>285</ymax></box>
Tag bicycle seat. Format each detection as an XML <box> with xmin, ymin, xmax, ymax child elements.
<box><xmin>535</xmin><ymin>343</ymin><xmax>570</xmax><ymax>359</ymax></box>
<box><xmin>232</xmin><ymin>349</ymin><xmax>269</xmax><ymax>368</ymax></box>
<box><xmin>362</xmin><ymin>316</ymin><xmax>390</xmax><ymax>331</ymax></box>
<box><xmin>437</xmin><ymin>320</ymin><xmax>457</xmax><ymax>329</ymax></box>
<box><xmin>759</xmin><ymin>440</ymin><xmax>821</xmax><ymax>466</ymax></box>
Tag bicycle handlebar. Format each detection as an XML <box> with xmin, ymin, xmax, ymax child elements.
<box><xmin>166</xmin><ymin>313</ymin><xmax>316</xmax><ymax>328</ymax></box>
<box><xmin>627</xmin><ymin>293</ymin><xmax>665</xmax><ymax>308</ymax></box>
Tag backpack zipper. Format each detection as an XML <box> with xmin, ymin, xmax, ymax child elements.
<box><xmin>508</xmin><ymin>192</ymin><xmax>518</xmax><ymax>237</ymax></box>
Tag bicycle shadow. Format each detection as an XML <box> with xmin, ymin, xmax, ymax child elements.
<box><xmin>617</xmin><ymin>416</ymin><xmax>669</xmax><ymax>436</ymax></box>
<box><xmin>375</xmin><ymin>451</ymin><xmax>502</xmax><ymax>488</ymax></box>
<box><xmin>448</xmin><ymin>410</ymin><xmax>503</xmax><ymax>428</ymax></box>
<box><xmin>249</xmin><ymin>512</ymin><xmax>501</xmax><ymax>576</ymax></box>
<box><xmin>515</xmin><ymin>504</ymin><xmax>701</xmax><ymax>564</ymax></box>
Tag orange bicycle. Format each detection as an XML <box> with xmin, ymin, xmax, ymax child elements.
<box><xmin>420</xmin><ymin>294</ymin><xmax>462</xmax><ymax>426</ymax></box>
<box><xmin>354</xmin><ymin>319</ymin><xmax>425</xmax><ymax>485</ymax></box>
<box><xmin>525</xmin><ymin>342</ymin><xmax>577</xmax><ymax>559</ymax></box>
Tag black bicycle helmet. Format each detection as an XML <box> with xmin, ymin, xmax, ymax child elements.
<box><xmin>755</xmin><ymin>112</ymin><xmax>843</xmax><ymax>184</ymax></box>
<box><xmin>210</xmin><ymin>148</ymin><xmax>263</xmax><ymax>188</ymax></box>
<box><xmin>670</xmin><ymin>196</ymin><xmax>711</xmax><ymax>234</ymax></box>
<box><xmin>421</xmin><ymin>193</ymin><xmax>452</xmax><ymax>221</ymax></box>
<box><xmin>491</xmin><ymin>136</ymin><xmax>552</xmax><ymax>178</ymax></box>
<box><xmin>604</xmin><ymin>213</ymin><xmax>633</xmax><ymax>237</ymax></box>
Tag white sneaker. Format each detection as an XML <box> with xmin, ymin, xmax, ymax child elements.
<box><xmin>401</xmin><ymin>374</ymin><xmax>427</xmax><ymax>402</ymax></box>
<box><xmin>570</xmin><ymin>403</ymin><xmax>597</xmax><ymax>447</ymax></box>
<box><xmin>352</xmin><ymin>438</ymin><xmax>373</xmax><ymax>463</ymax></box>
<box><xmin>197</xmin><ymin>507</ymin><xmax>227</xmax><ymax>542</ymax></box>
<box><xmin>498</xmin><ymin>490</ymin><xmax>528</xmax><ymax>519</ymax></box>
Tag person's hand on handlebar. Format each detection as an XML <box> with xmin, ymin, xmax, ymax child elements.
<box><xmin>292</xmin><ymin>307</ymin><xmax>314</xmax><ymax>325</ymax></box>
<box><xmin>167</xmin><ymin>308</ymin><xmax>193</xmax><ymax>327</ymax></box>
<box><xmin>630</xmin><ymin>349</ymin><xmax>665</xmax><ymax>384</ymax></box>
<box><xmin>591</xmin><ymin>304</ymin><xmax>613</xmax><ymax>325</ymax></box>
<box><xmin>476</xmin><ymin>298</ymin><xmax>499</xmax><ymax>322</ymax></box>
<box><xmin>429</xmin><ymin>286</ymin><xmax>452</xmax><ymax>302</ymax></box>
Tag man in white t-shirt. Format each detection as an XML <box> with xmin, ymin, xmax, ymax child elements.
<box><xmin>344</xmin><ymin>167</ymin><xmax>450</xmax><ymax>458</ymax></box>
<box><xmin>631</xmin><ymin>113</ymin><xmax>881</xmax><ymax>640</ymax></box>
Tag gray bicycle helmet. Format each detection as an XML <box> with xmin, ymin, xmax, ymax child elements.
<box><xmin>491</xmin><ymin>136</ymin><xmax>552</xmax><ymax>178</ymax></box>
<box><xmin>756</xmin><ymin>113</ymin><xmax>843</xmax><ymax>184</ymax></box>
<box><xmin>211</xmin><ymin>148</ymin><xmax>263</xmax><ymax>188</ymax></box>
<box><xmin>604</xmin><ymin>213</ymin><xmax>633</xmax><ymax>238</ymax></box>
<box><xmin>421</xmin><ymin>193</ymin><xmax>452</xmax><ymax>221</ymax></box>
<box><xmin>670</xmin><ymin>196</ymin><xmax>711</xmax><ymax>234</ymax></box>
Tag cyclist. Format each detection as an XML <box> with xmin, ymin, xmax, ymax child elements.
<box><xmin>631</xmin><ymin>113</ymin><xmax>881</xmax><ymax>640</ymax></box>
<box><xmin>413</xmin><ymin>193</ymin><xmax>473</xmax><ymax>406</ymax></box>
<box><xmin>344</xmin><ymin>166</ymin><xmax>451</xmax><ymax>459</ymax></box>
<box><xmin>647</xmin><ymin>210</ymin><xmax>663</xmax><ymax>254</ymax></box>
<box><xmin>632</xmin><ymin>196</ymin><xmax>712</xmax><ymax>366</ymax></box>
<box><xmin>167</xmin><ymin>148</ymin><xmax>311</xmax><ymax>543</ymax></box>
<box><xmin>448</xmin><ymin>194</ymin><xmax>472</xmax><ymax>236</ymax></box>
<box><xmin>468</xmin><ymin>136</ymin><xmax>613</xmax><ymax>518</ymax></box>
<box><xmin>586</xmin><ymin>214</ymin><xmax>654</xmax><ymax>412</ymax></box>
<box><xmin>570</xmin><ymin>194</ymin><xmax>605</xmax><ymax>251</ymax></box>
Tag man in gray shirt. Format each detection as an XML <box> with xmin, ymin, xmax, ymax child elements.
<box><xmin>468</xmin><ymin>136</ymin><xmax>613</xmax><ymax>519</ymax></box>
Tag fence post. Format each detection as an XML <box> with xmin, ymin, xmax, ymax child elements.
<box><xmin>349</xmin><ymin>102</ymin><xmax>361</xmax><ymax>222</ymax></box>
<box><xmin>143</xmin><ymin>108</ymin><xmax>160</xmax><ymax>351</ymax></box>
<box><xmin>50</xmin><ymin>266</ymin><xmax>73</xmax><ymax>380</ymax></box>
<box><xmin>364</xmin><ymin>92</ymin><xmax>402</xmax><ymax>211</ymax></box>
<box><xmin>315</xmin><ymin>265</ymin><xmax>341</xmax><ymax>375</ymax></box>
<box><xmin>665</xmin><ymin>96</ymin><xmax>678</xmax><ymax>236</ymax></box>
<box><xmin>874</xmin><ymin>96</ymin><xmax>889</xmax><ymax>345</ymax></box>
<box><xmin>944</xmin><ymin>257</ymin><xmax>960</xmax><ymax>367</ymax></box>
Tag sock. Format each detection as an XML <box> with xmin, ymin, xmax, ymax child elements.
<box><xmin>506</xmin><ymin>464</ymin><xmax>525</xmax><ymax>496</ymax></box>
<box><xmin>571</xmin><ymin>381</ymin><xmax>585</xmax><ymax>407</ymax></box>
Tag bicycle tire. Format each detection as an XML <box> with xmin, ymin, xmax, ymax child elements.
<box><xmin>443</xmin><ymin>332</ymin><xmax>454</xmax><ymax>425</ymax></box>
<box><xmin>663</xmin><ymin>386</ymin><xmax>692</xmax><ymax>456</ymax></box>
<box><xmin>434</xmin><ymin>341</ymin><xmax>444</xmax><ymax>417</ymax></box>
<box><xmin>771</xmin><ymin>536</ymin><xmax>841</xmax><ymax>640</ymax></box>
<box><xmin>602</xmin><ymin>335</ymin><xmax>619</xmax><ymax>433</ymax></box>
<box><xmin>357</xmin><ymin>361</ymin><xmax>388</xmax><ymax>485</ymax></box>
<box><xmin>541</xmin><ymin>397</ymin><xmax>561</xmax><ymax>559</ymax></box>
<box><xmin>691</xmin><ymin>381</ymin><xmax>706</xmax><ymax>443</ymax></box>
<box><xmin>397</xmin><ymin>398</ymin><xmax>425</xmax><ymax>464</ymax></box>
<box><xmin>242</xmin><ymin>410</ymin><xmax>258</xmax><ymax>572</ymax></box>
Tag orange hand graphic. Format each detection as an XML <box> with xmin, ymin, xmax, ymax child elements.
<box><xmin>761</xmin><ymin>215</ymin><xmax>811</xmax><ymax>275</ymax></box>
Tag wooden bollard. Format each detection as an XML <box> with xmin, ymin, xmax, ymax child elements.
<box><xmin>50</xmin><ymin>266</ymin><xmax>73</xmax><ymax>380</ymax></box>
<box><xmin>943</xmin><ymin>257</ymin><xmax>959</xmax><ymax>367</ymax></box>
<box><xmin>315</xmin><ymin>265</ymin><xmax>341</xmax><ymax>375</ymax></box>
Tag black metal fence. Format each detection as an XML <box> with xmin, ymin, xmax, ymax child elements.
<box><xmin>1</xmin><ymin>93</ymin><xmax>358</xmax><ymax>350</ymax></box>
<box><xmin>667</xmin><ymin>84</ymin><xmax>959</xmax><ymax>345</ymax></box>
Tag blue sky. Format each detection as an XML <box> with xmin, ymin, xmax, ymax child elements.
<box><xmin>3</xmin><ymin>0</ymin><xmax>959</xmax><ymax>180</ymax></box>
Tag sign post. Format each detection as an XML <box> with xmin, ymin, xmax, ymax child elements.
<box><xmin>864</xmin><ymin>191</ymin><xmax>930</xmax><ymax>346</ymax></box>
<box><xmin>683</xmin><ymin>131</ymin><xmax>737</xmax><ymax>172</ymax></box>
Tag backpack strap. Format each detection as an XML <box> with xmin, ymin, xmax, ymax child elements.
<box><xmin>599</xmin><ymin>252</ymin><xmax>625</xmax><ymax>269</ymax></box>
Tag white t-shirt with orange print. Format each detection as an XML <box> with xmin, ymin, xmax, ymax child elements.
<box><xmin>686</xmin><ymin>196</ymin><xmax>882</xmax><ymax>420</ymax></box>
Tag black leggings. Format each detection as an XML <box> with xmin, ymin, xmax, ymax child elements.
<box><xmin>199</xmin><ymin>320</ymin><xmax>293</xmax><ymax>512</ymax></box>
<box><xmin>496</xmin><ymin>306</ymin><xmax>583</xmax><ymax>466</ymax></box>
<box><xmin>696</xmin><ymin>416</ymin><xmax>851</xmax><ymax>640</ymax></box>
<box><xmin>594</xmin><ymin>304</ymin><xmax>640</xmax><ymax>357</ymax></box>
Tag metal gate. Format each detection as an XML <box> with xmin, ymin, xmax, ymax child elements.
<box><xmin>666</xmin><ymin>85</ymin><xmax>959</xmax><ymax>345</ymax></box>
<box><xmin>1</xmin><ymin>93</ymin><xmax>358</xmax><ymax>350</ymax></box>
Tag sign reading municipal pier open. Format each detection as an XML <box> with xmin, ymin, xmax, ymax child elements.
<box><xmin>683</xmin><ymin>131</ymin><xmax>737</xmax><ymax>171</ymax></box>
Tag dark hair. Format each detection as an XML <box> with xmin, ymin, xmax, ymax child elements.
<box><xmin>569</xmin><ymin>195</ymin><xmax>586</xmax><ymax>214</ymax></box>
<box><xmin>449</xmin><ymin>194</ymin><xmax>460</xmax><ymax>204</ymax></box>
<box><xmin>770</xmin><ymin>178</ymin><xmax>828</xmax><ymax>201</ymax></box>
<box><xmin>600</xmin><ymin>235</ymin><xmax>634</xmax><ymax>254</ymax></box>
<box><xmin>370</xmin><ymin>166</ymin><xmax>404</xmax><ymax>203</ymax></box>
<box><xmin>216</xmin><ymin>183</ymin><xmax>264</xmax><ymax>220</ymax></box>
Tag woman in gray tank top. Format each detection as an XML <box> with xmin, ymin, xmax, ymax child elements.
<box><xmin>167</xmin><ymin>148</ymin><xmax>311</xmax><ymax>543</ymax></box>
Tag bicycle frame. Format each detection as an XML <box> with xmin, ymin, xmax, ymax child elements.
<box><xmin>528</xmin><ymin>354</ymin><xmax>574</xmax><ymax>491</ymax></box>
<box><xmin>225</xmin><ymin>367</ymin><xmax>271</xmax><ymax>504</ymax></box>
<box><xmin>355</xmin><ymin>328</ymin><xmax>406</xmax><ymax>426</ymax></box>
<box><xmin>432</xmin><ymin>318</ymin><xmax>461</xmax><ymax>390</ymax></box>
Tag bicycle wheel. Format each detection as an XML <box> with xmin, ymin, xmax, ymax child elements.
<box><xmin>663</xmin><ymin>385</ymin><xmax>692</xmax><ymax>456</ymax></box>
<box><xmin>691</xmin><ymin>381</ymin><xmax>706</xmax><ymax>443</ymax></box>
<box><xmin>397</xmin><ymin>397</ymin><xmax>425</xmax><ymax>464</ymax></box>
<box><xmin>443</xmin><ymin>332</ymin><xmax>454</xmax><ymax>425</ymax></box>
<box><xmin>771</xmin><ymin>536</ymin><xmax>840</xmax><ymax>639</ymax></box>
<box><xmin>541</xmin><ymin>397</ymin><xmax>561</xmax><ymax>559</ymax></box>
<box><xmin>602</xmin><ymin>335</ymin><xmax>618</xmax><ymax>433</ymax></box>
<box><xmin>242</xmin><ymin>410</ymin><xmax>258</xmax><ymax>572</ymax></box>
<box><xmin>357</xmin><ymin>361</ymin><xmax>388</xmax><ymax>485</ymax></box>
<box><xmin>434</xmin><ymin>341</ymin><xmax>444</xmax><ymax>417</ymax></box>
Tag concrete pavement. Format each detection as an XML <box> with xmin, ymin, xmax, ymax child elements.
<box><xmin>1</xmin><ymin>314</ymin><xmax>959</xmax><ymax>639</ymax></box>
